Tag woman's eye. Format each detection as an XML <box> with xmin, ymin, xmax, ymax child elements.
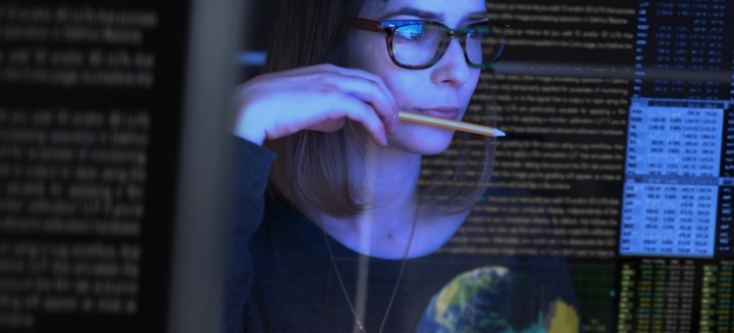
<box><xmin>395</xmin><ymin>26</ymin><xmax>429</xmax><ymax>42</ymax></box>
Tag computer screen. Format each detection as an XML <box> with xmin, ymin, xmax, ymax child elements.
<box><xmin>237</xmin><ymin>1</ymin><xmax>733</xmax><ymax>332</ymax></box>
<box><xmin>0</xmin><ymin>0</ymin><xmax>243</xmax><ymax>332</ymax></box>
<box><xmin>476</xmin><ymin>1</ymin><xmax>733</xmax><ymax>331</ymax></box>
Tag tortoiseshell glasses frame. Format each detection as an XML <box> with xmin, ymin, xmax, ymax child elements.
<box><xmin>351</xmin><ymin>17</ymin><xmax>509</xmax><ymax>70</ymax></box>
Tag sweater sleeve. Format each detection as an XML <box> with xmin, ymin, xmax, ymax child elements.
<box><xmin>225</xmin><ymin>136</ymin><xmax>276</xmax><ymax>333</ymax></box>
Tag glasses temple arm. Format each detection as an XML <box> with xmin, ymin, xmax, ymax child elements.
<box><xmin>352</xmin><ymin>17</ymin><xmax>386</xmax><ymax>35</ymax></box>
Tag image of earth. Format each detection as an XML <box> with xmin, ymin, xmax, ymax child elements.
<box><xmin>415</xmin><ymin>267</ymin><xmax>579</xmax><ymax>333</ymax></box>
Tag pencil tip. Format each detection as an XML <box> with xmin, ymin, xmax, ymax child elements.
<box><xmin>494</xmin><ymin>129</ymin><xmax>506</xmax><ymax>137</ymax></box>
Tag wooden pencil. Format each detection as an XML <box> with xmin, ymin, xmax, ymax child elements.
<box><xmin>398</xmin><ymin>111</ymin><xmax>505</xmax><ymax>137</ymax></box>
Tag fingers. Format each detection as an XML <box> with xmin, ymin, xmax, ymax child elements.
<box><xmin>250</xmin><ymin>64</ymin><xmax>400</xmax><ymax>145</ymax></box>
<box><xmin>283</xmin><ymin>65</ymin><xmax>399</xmax><ymax>135</ymax></box>
<box><xmin>302</xmin><ymin>93</ymin><xmax>388</xmax><ymax>146</ymax></box>
<box><xmin>320</xmin><ymin>65</ymin><xmax>398</xmax><ymax>108</ymax></box>
<box><xmin>315</xmin><ymin>73</ymin><xmax>399</xmax><ymax>135</ymax></box>
<box><xmin>329</xmin><ymin>94</ymin><xmax>389</xmax><ymax>146</ymax></box>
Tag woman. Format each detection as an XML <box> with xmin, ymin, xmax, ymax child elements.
<box><xmin>229</xmin><ymin>0</ymin><xmax>580</xmax><ymax>332</ymax></box>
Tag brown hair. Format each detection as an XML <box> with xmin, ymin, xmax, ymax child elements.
<box><xmin>263</xmin><ymin>0</ymin><xmax>495</xmax><ymax>218</ymax></box>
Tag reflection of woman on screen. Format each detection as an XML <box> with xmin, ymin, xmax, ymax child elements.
<box><xmin>229</xmin><ymin>0</ymin><xmax>580</xmax><ymax>332</ymax></box>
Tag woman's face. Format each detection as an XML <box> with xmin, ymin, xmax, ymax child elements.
<box><xmin>344</xmin><ymin>0</ymin><xmax>487</xmax><ymax>155</ymax></box>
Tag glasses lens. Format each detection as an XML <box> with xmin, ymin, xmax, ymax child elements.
<box><xmin>465</xmin><ymin>23</ymin><xmax>506</xmax><ymax>66</ymax></box>
<box><xmin>392</xmin><ymin>24</ymin><xmax>445</xmax><ymax>67</ymax></box>
<box><xmin>390</xmin><ymin>22</ymin><xmax>507</xmax><ymax>68</ymax></box>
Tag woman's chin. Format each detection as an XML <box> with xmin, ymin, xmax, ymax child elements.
<box><xmin>388</xmin><ymin>124</ymin><xmax>455</xmax><ymax>155</ymax></box>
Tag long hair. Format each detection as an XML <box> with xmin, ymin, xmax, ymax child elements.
<box><xmin>263</xmin><ymin>0</ymin><xmax>495</xmax><ymax>218</ymax></box>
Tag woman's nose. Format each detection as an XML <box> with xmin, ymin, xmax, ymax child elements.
<box><xmin>430</xmin><ymin>38</ymin><xmax>472</xmax><ymax>87</ymax></box>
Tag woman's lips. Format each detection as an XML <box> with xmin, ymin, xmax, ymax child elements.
<box><xmin>414</xmin><ymin>107</ymin><xmax>460</xmax><ymax>120</ymax></box>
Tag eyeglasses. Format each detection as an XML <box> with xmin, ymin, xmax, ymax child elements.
<box><xmin>351</xmin><ymin>17</ymin><xmax>508</xmax><ymax>70</ymax></box>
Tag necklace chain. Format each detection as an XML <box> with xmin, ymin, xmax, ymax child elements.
<box><xmin>321</xmin><ymin>197</ymin><xmax>421</xmax><ymax>333</ymax></box>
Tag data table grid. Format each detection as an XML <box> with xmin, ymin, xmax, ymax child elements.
<box><xmin>620</xmin><ymin>99</ymin><xmax>727</xmax><ymax>257</ymax></box>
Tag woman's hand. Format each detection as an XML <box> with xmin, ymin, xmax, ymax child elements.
<box><xmin>233</xmin><ymin>64</ymin><xmax>400</xmax><ymax>146</ymax></box>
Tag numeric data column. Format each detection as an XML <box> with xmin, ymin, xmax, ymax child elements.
<box><xmin>700</xmin><ymin>262</ymin><xmax>734</xmax><ymax>333</ymax></box>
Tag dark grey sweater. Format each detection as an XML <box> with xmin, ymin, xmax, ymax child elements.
<box><xmin>227</xmin><ymin>137</ymin><xmax>580</xmax><ymax>333</ymax></box>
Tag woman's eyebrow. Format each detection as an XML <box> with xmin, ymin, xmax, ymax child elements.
<box><xmin>376</xmin><ymin>8</ymin><xmax>488</xmax><ymax>23</ymax></box>
<box><xmin>376</xmin><ymin>7</ymin><xmax>442</xmax><ymax>21</ymax></box>
<box><xmin>462</xmin><ymin>11</ymin><xmax>489</xmax><ymax>23</ymax></box>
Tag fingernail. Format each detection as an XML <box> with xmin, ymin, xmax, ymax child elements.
<box><xmin>381</xmin><ymin>136</ymin><xmax>389</xmax><ymax>146</ymax></box>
